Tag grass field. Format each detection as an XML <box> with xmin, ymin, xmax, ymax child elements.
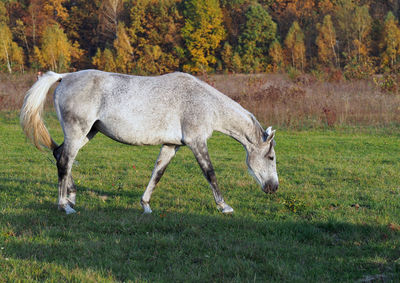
<box><xmin>0</xmin><ymin>111</ymin><xmax>400</xmax><ymax>282</ymax></box>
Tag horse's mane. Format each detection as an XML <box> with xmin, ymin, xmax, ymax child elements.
<box><xmin>248</xmin><ymin>114</ymin><xmax>267</xmax><ymax>144</ymax></box>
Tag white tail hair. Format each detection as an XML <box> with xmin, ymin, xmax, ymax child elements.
<box><xmin>20</xmin><ymin>71</ymin><xmax>64</xmax><ymax>150</ymax></box>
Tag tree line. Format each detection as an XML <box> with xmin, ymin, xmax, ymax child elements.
<box><xmin>1</xmin><ymin>0</ymin><xmax>400</xmax><ymax>78</ymax></box>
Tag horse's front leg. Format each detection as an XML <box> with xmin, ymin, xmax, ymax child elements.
<box><xmin>189</xmin><ymin>141</ymin><xmax>233</xmax><ymax>214</ymax></box>
<box><xmin>141</xmin><ymin>144</ymin><xmax>179</xmax><ymax>214</ymax></box>
<box><xmin>66</xmin><ymin>175</ymin><xmax>77</xmax><ymax>207</ymax></box>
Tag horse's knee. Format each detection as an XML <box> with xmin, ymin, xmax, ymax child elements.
<box><xmin>56</xmin><ymin>158</ymin><xmax>68</xmax><ymax>179</ymax></box>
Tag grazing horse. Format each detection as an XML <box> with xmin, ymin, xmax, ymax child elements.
<box><xmin>20</xmin><ymin>70</ymin><xmax>278</xmax><ymax>214</ymax></box>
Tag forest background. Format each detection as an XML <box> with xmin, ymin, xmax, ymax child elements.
<box><xmin>2</xmin><ymin>0</ymin><xmax>400</xmax><ymax>79</ymax></box>
<box><xmin>2</xmin><ymin>0</ymin><xmax>400</xmax><ymax>128</ymax></box>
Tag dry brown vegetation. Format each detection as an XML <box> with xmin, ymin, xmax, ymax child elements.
<box><xmin>0</xmin><ymin>73</ymin><xmax>55</xmax><ymax>111</ymax></box>
<box><xmin>203</xmin><ymin>73</ymin><xmax>400</xmax><ymax>128</ymax></box>
<box><xmin>1</xmin><ymin>72</ymin><xmax>399</xmax><ymax>128</ymax></box>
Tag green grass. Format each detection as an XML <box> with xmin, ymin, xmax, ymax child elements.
<box><xmin>1</xmin><ymin>111</ymin><xmax>399</xmax><ymax>282</ymax></box>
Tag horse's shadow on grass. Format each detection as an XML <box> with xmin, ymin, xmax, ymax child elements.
<box><xmin>2</xmin><ymin>202</ymin><xmax>400</xmax><ymax>282</ymax></box>
<box><xmin>0</xmin><ymin>177</ymin><xmax>142</xmax><ymax>200</ymax></box>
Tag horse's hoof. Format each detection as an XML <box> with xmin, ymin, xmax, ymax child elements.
<box><xmin>222</xmin><ymin>205</ymin><xmax>234</xmax><ymax>214</ymax></box>
<box><xmin>67</xmin><ymin>199</ymin><xmax>75</xmax><ymax>208</ymax></box>
<box><xmin>141</xmin><ymin>200</ymin><xmax>152</xmax><ymax>214</ymax></box>
<box><xmin>64</xmin><ymin>204</ymin><xmax>76</xmax><ymax>215</ymax></box>
<box><xmin>142</xmin><ymin>206</ymin><xmax>152</xmax><ymax>214</ymax></box>
<box><xmin>67</xmin><ymin>194</ymin><xmax>76</xmax><ymax>208</ymax></box>
<box><xmin>218</xmin><ymin>203</ymin><xmax>234</xmax><ymax>214</ymax></box>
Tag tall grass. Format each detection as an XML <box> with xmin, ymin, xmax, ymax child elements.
<box><xmin>202</xmin><ymin>73</ymin><xmax>400</xmax><ymax>128</ymax></box>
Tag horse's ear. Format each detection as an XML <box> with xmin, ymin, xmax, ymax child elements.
<box><xmin>266</xmin><ymin>126</ymin><xmax>272</xmax><ymax>136</ymax></box>
<box><xmin>267</xmin><ymin>130</ymin><xmax>275</xmax><ymax>143</ymax></box>
<box><xmin>265</xmin><ymin>127</ymin><xmax>275</xmax><ymax>143</ymax></box>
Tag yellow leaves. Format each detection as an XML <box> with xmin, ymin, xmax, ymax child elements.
<box><xmin>114</xmin><ymin>23</ymin><xmax>133</xmax><ymax>73</ymax></box>
<box><xmin>0</xmin><ymin>22</ymin><xmax>24</xmax><ymax>73</ymax></box>
<box><xmin>0</xmin><ymin>1</ymin><xmax>7</xmax><ymax>24</ymax></box>
<box><xmin>31</xmin><ymin>45</ymin><xmax>44</xmax><ymax>69</ymax></box>
<box><xmin>380</xmin><ymin>12</ymin><xmax>400</xmax><ymax>70</ymax></box>
<box><xmin>269</xmin><ymin>40</ymin><xmax>285</xmax><ymax>72</ymax></box>
<box><xmin>92</xmin><ymin>48</ymin><xmax>116</xmax><ymax>72</ymax></box>
<box><xmin>37</xmin><ymin>24</ymin><xmax>79</xmax><ymax>72</ymax></box>
<box><xmin>318</xmin><ymin>0</ymin><xmax>334</xmax><ymax>15</ymax></box>
<box><xmin>316</xmin><ymin>15</ymin><xmax>338</xmax><ymax>67</ymax></box>
<box><xmin>43</xmin><ymin>0</ymin><xmax>68</xmax><ymax>22</ymax></box>
<box><xmin>352</xmin><ymin>39</ymin><xmax>368</xmax><ymax>57</ymax></box>
<box><xmin>10</xmin><ymin>41</ymin><xmax>24</xmax><ymax>72</ymax></box>
<box><xmin>285</xmin><ymin>21</ymin><xmax>306</xmax><ymax>71</ymax></box>
<box><xmin>182</xmin><ymin>0</ymin><xmax>226</xmax><ymax>73</ymax></box>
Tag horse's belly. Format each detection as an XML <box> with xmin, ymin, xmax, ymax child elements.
<box><xmin>95</xmin><ymin>116</ymin><xmax>183</xmax><ymax>146</ymax></box>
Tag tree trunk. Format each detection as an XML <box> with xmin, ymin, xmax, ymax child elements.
<box><xmin>2</xmin><ymin>41</ymin><xmax>12</xmax><ymax>73</ymax></box>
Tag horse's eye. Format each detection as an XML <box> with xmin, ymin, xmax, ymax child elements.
<box><xmin>268</xmin><ymin>156</ymin><xmax>274</xmax><ymax>161</ymax></box>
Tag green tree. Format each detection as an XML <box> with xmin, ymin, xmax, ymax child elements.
<box><xmin>239</xmin><ymin>3</ymin><xmax>277</xmax><ymax>72</ymax></box>
<box><xmin>181</xmin><ymin>0</ymin><xmax>226</xmax><ymax>73</ymax></box>
<box><xmin>285</xmin><ymin>21</ymin><xmax>306</xmax><ymax>71</ymax></box>
<box><xmin>380</xmin><ymin>11</ymin><xmax>400</xmax><ymax>72</ymax></box>
<box><xmin>316</xmin><ymin>14</ymin><xmax>338</xmax><ymax>67</ymax></box>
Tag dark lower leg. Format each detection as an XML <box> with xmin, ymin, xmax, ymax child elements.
<box><xmin>190</xmin><ymin>142</ymin><xmax>232</xmax><ymax>212</ymax></box>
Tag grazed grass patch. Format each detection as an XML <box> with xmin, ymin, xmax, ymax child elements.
<box><xmin>1</xmin><ymin>111</ymin><xmax>399</xmax><ymax>282</ymax></box>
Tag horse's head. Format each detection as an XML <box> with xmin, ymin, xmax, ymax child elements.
<box><xmin>246</xmin><ymin>127</ymin><xmax>279</xmax><ymax>194</ymax></box>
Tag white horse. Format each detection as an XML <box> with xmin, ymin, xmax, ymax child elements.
<box><xmin>20</xmin><ymin>70</ymin><xmax>278</xmax><ymax>214</ymax></box>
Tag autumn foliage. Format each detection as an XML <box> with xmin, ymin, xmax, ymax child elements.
<box><xmin>1</xmin><ymin>0</ymin><xmax>400</xmax><ymax>77</ymax></box>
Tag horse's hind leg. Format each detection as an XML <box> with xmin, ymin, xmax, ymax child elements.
<box><xmin>189</xmin><ymin>141</ymin><xmax>233</xmax><ymax>214</ymax></box>
<box><xmin>55</xmin><ymin>127</ymin><xmax>98</xmax><ymax>214</ymax></box>
<box><xmin>141</xmin><ymin>144</ymin><xmax>179</xmax><ymax>214</ymax></box>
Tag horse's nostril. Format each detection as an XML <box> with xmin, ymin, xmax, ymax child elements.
<box><xmin>263</xmin><ymin>181</ymin><xmax>278</xmax><ymax>194</ymax></box>
<box><xmin>263</xmin><ymin>184</ymin><xmax>273</xmax><ymax>194</ymax></box>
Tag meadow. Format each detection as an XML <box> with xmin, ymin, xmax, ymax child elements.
<box><xmin>0</xmin><ymin>109</ymin><xmax>399</xmax><ymax>282</ymax></box>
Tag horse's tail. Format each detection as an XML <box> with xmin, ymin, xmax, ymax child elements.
<box><xmin>20</xmin><ymin>71</ymin><xmax>65</xmax><ymax>151</ymax></box>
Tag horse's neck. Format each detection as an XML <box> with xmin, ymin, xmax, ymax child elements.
<box><xmin>216</xmin><ymin>104</ymin><xmax>264</xmax><ymax>149</ymax></box>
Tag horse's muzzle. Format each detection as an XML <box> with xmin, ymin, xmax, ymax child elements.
<box><xmin>262</xmin><ymin>180</ymin><xmax>279</xmax><ymax>194</ymax></box>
